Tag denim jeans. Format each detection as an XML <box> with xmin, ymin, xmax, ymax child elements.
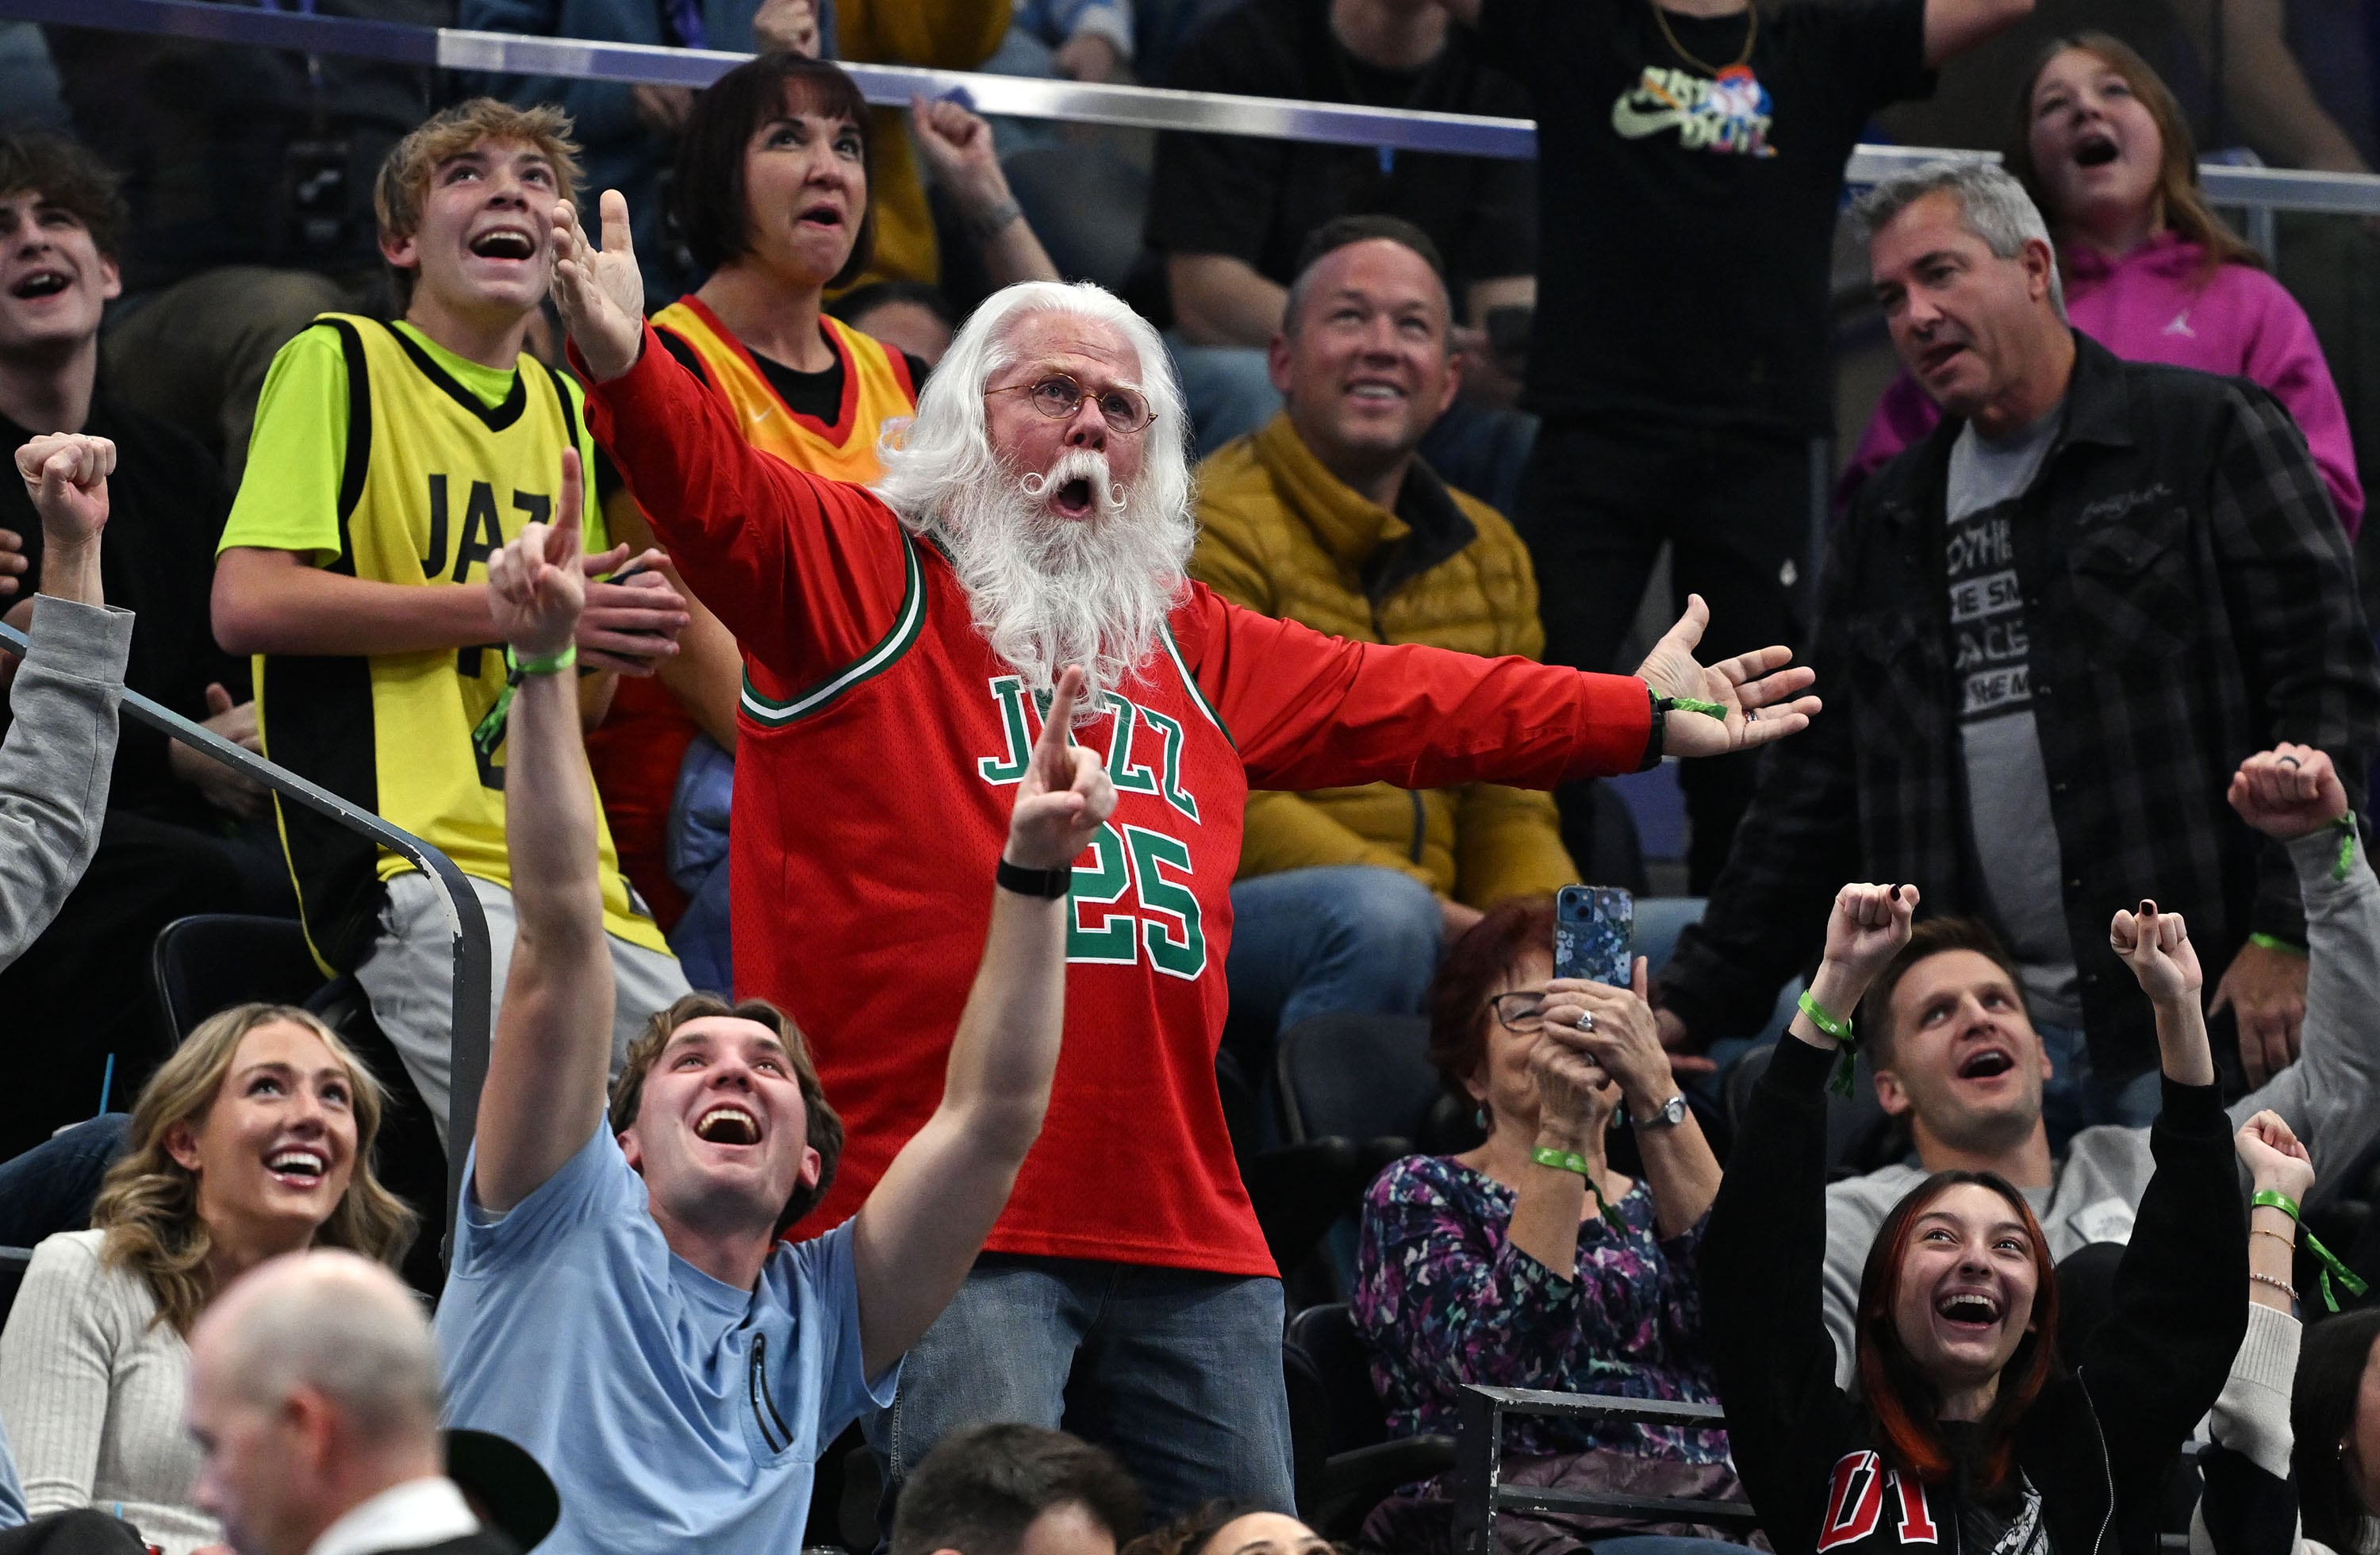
<box><xmin>0</xmin><ymin>1114</ymin><xmax>129</xmax><ymax>1247</ymax></box>
<box><xmin>2036</xmin><ymin>1020</ymin><xmax>2162</xmax><ymax>1152</ymax></box>
<box><xmin>1163</xmin><ymin>336</ymin><xmax>1280</xmax><ymax>459</ymax></box>
<box><xmin>1226</xmin><ymin>864</ymin><xmax>1443</xmax><ymax>1045</ymax></box>
<box><xmin>864</xmin><ymin>1254</ymin><xmax>1295</xmax><ymax>1534</ymax></box>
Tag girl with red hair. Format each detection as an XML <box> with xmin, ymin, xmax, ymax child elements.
<box><xmin>1702</xmin><ymin>882</ymin><xmax>2248</xmax><ymax>1555</ymax></box>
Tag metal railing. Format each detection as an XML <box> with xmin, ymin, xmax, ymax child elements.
<box><xmin>1453</xmin><ymin>1385</ymin><xmax>1760</xmax><ymax>1554</ymax></box>
<box><xmin>0</xmin><ymin>617</ymin><xmax>491</xmax><ymax>1265</ymax></box>
<box><xmin>6</xmin><ymin>0</ymin><xmax>2380</xmax><ymax>217</ymax></box>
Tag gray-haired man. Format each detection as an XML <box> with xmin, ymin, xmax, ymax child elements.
<box><xmin>1660</xmin><ymin>160</ymin><xmax>2378</xmax><ymax>1132</ymax></box>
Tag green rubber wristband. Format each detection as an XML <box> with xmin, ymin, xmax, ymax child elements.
<box><xmin>2248</xmin><ymin>931</ymin><xmax>2309</xmax><ymax>958</ymax></box>
<box><xmin>1797</xmin><ymin>989</ymin><xmax>1864</xmax><ymax>1098</ymax></box>
<box><xmin>2335</xmin><ymin>816</ymin><xmax>2359</xmax><ymax>883</ymax></box>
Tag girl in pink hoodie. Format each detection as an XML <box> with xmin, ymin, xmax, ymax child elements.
<box><xmin>1842</xmin><ymin>33</ymin><xmax>2364</xmax><ymax>535</ymax></box>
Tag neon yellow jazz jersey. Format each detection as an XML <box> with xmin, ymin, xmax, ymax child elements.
<box><xmin>222</xmin><ymin>314</ymin><xmax>670</xmax><ymax>973</ymax></box>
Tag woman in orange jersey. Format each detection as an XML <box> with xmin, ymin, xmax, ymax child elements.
<box><xmin>587</xmin><ymin>52</ymin><xmax>1058</xmax><ymax>989</ymax></box>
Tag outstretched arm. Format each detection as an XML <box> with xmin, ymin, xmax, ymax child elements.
<box><xmin>851</xmin><ymin>667</ymin><xmax>1117</xmax><ymax>1376</ymax></box>
<box><xmin>554</xmin><ymin>191</ymin><xmax>919</xmax><ymax>693</ymax></box>
<box><xmin>0</xmin><ymin>435</ymin><xmax>129</xmax><ymax>970</ymax></box>
<box><xmin>470</xmin><ymin>451</ymin><xmax>616</xmax><ymax>1215</ymax></box>
<box><xmin>1702</xmin><ymin>882</ymin><xmax>1916</xmax><ymax>1550</ymax></box>
<box><xmin>2110</xmin><ymin>900</ymin><xmax>2217</xmax><ymax>1087</ymax></box>
<box><xmin>2084</xmin><ymin>897</ymin><xmax>2250</xmax><ymax>1493</ymax></box>
<box><xmin>2227</xmin><ymin>746</ymin><xmax>2380</xmax><ymax>1193</ymax></box>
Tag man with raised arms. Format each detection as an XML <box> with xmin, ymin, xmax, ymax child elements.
<box><xmin>432</xmin><ymin>451</ymin><xmax>1117</xmax><ymax>1555</ymax></box>
<box><xmin>547</xmin><ymin>187</ymin><xmax>1825</xmax><ymax>1517</ymax></box>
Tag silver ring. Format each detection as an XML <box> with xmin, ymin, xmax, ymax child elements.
<box><xmin>1576</xmin><ymin>1012</ymin><xmax>1595</xmax><ymax>1032</ymax></box>
<box><xmin>1745</xmin><ymin>708</ymin><xmax>1757</xmax><ymax>722</ymax></box>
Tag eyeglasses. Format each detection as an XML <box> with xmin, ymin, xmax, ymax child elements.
<box><xmin>1487</xmin><ymin>993</ymin><xmax>1547</xmax><ymax>1035</ymax></box>
<box><xmin>985</xmin><ymin>373</ymin><xmax>1157</xmax><ymax>435</ymax></box>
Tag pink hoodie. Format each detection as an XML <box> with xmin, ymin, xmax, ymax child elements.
<box><xmin>1842</xmin><ymin>232</ymin><xmax>2364</xmax><ymax>536</ymax></box>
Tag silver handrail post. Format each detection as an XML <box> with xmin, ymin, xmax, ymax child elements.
<box><xmin>0</xmin><ymin>619</ymin><xmax>493</xmax><ymax>1268</ymax></box>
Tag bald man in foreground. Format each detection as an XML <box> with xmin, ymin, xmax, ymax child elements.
<box><xmin>184</xmin><ymin>1253</ymin><xmax>523</xmax><ymax>1555</ymax></box>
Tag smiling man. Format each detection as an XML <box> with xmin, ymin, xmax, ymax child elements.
<box><xmin>1663</xmin><ymin>159</ymin><xmax>2379</xmax><ymax>1142</ymax></box>
<box><xmin>435</xmin><ymin>473</ymin><xmax>1115</xmax><ymax>1554</ymax></box>
<box><xmin>547</xmin><ymin>186</ymin><xmax>1824</xmax><ymax>1523</ymax></box>
<box><xmin>209</xmin><ymin>102</ymin><xmax>696</xmax><ymax>1137</ymax></box>
<box><xmin>1800</xmin><ymin>740</ymin><xmax>2380</xmax><ymax>1383</ymax></box>
<box><xmin>1190</xmin><ymin>216</ymin><xmax>1580</xmax><ymax>1054</ymax></box>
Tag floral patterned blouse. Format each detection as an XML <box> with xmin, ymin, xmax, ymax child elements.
<box><xmin>1351</xmin><ymin>1153</ymin><xmax>1730</xmax><ymax>1463</ymax></box>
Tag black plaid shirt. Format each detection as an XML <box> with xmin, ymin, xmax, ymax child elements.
<box><xmin>1661</xmin><ymin>334</ymin><xmax>2379</xmax><ymax>1077</ymax></box>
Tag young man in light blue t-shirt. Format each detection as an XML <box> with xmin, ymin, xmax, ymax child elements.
<box><xmin>434</xmin><ymin>451</ymin><xmax>1119</xmax><ymax>1555</ymax></box>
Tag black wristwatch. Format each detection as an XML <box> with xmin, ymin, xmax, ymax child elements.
<box><xmin>1637</xmin><ymin>683</ymin><xmax>1665</xmax><ymax>771</ymax></box>
<box><xmin>996</xmin><ymin>858</ymin><xmax>1073</xmax><ymax>899</ymax></box>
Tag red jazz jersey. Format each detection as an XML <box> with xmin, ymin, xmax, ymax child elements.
<box><xmin>585</xmin><ymin>325</ymin><xmax>1654</xmax><ymax>1274</ymax></box>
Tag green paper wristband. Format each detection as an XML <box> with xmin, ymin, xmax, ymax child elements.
<box><xmin>2336</xmin><ymin>816</ymin><xmax>2360</xmax><ymax>884</ymax></box>
<box><xmin>1656</xmin><ymin>695</ymin><xmax>1730</xmax><ymax>720</ymax></box>
<box><xmin>470</xmin><ymin>643</ymin><xmax>582</xmax><ymax>759</ymax></box>
<box><xmin>2247</xmin><ymin>932</ymin><xmax>2309</xmax><ymax>958</ymax></box>
<box><xmin>1530</xmin><ymin>1146</ymin><xmax>1626</xmax><ymax>1227</ymax></box>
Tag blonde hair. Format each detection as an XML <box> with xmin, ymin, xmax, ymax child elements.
<box><xmin>91</xmin><ymin>1004</ymin><xmax>418</xmax><ymax>1334</ymax></box>
<box><xmin>373</xmin><ymin>98</ymin><xmax>583</xmax><ymax>309</ymax></box>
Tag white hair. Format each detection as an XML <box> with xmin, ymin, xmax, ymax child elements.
<box><xmin>1850</xmin><ymin>159</ymin><xmax>2067</xmax><ymax>321</ymax></box>
<box><xmin>872</xmin><ymin>281</ymin><xmax>1197</xmax><ymax>719</ymax></box>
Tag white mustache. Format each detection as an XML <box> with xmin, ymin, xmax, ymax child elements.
<box><xmin>1017</xmin><ymin>448</ymin><xmax>1127</xmax><ymax>512</ymax></box>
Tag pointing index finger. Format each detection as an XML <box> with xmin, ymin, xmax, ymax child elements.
<box><xmin>1038</xmin><ymin>667</ymin><xmax>1085</xmax><ymax>758</ymax></box>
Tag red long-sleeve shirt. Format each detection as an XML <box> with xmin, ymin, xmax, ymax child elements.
<box><xmin>583</xmin><ymin>325</ymin><xmax>1653</xmax><ymax>1272</ymax></box>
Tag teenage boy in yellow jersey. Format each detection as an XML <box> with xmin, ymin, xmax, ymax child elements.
<box><xmin>211</xmin><ymin>100</ymin><xmax>694</xmax><ymax>1136</ymax></box>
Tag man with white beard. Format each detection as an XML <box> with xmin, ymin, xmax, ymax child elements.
<box><xmin>548</xmin><ymin>187</ymin><xmax>1825</xmax><ymax>1521</ymax></box>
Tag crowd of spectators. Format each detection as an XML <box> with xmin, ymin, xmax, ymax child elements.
<box><xmin>0</xmin><ymin>1</ymin><xmax>2376</xmax><ymax>1553</ymax></box>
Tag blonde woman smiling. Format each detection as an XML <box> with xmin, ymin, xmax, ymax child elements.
<box><xmin>0</xmin><ymin>1004</ymin><xmax>414</xmax><ymax>1554</ymax></box>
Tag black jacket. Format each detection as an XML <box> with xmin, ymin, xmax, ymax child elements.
<box><xmin>1663</xmin><ymin>335</ymin><xmax>2379</xmax><ymax>1077</ymax></box>
<box><xmin>1702</xmin><ymin>1035</ymin><xmax>2248</xmax><ymax>1555</ymax></box>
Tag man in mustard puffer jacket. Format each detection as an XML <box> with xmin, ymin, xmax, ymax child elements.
<box><xmin>1192</xmin><ymin>215</ymin><xmax>1578</xmax><ymax>1048</ymax></box>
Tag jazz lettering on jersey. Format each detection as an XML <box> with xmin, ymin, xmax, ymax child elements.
<box><xmin>1816</xmin><ymin>1451</ymin><xmax>1940</xmax><ymax>1551</ymax></box>
<box><xmin>976</xmin><ymin>675</ymin><xmax>1207</xmax><ymax>976</ymax></box>
<box><xmin>423</xmin><ymin>474</ymin><xmax>559</xmax><ymax>791</ymax></box>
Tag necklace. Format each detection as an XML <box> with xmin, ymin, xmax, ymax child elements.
<box><xmin>1649</xmin><ymin>0</ymin><xmax>1756</xmax><ymax>75</ymax></box>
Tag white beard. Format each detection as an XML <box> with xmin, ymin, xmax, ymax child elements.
<box><xmin>934</xmin><ymin>447</ymin><xmax>1195</xmax><ymax>720</ymax></box>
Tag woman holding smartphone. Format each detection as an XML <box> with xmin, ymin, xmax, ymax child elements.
<box><xmin>1351</xmin><ymin>897</ymin><xmax>1743</xmax><ymax>1553</ymax></box>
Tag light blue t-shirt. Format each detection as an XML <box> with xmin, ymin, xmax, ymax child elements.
<box><xmin>435</xmin><ymin>1126</ymin><xmax>896</xmax><ymax>1555</ymax></box>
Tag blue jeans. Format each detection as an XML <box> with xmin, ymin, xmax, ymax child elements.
<box><xmin>1226</xmin><ymin>865</ymin><xmax>1443</xmax><ymax>1040</ymax></box>
<box><xmin>663</xmin><ymin>735</ymin><xmax>736</xmax><ymax>996</ymax></box>
<box><xmin>1164</xmin><ymin>336</ymin><xmax>1280</xmax><ymax>459</ymax></box>
<box><xmin>0</xmin><ymin>1114</ymin><xmax>129</xmax><ymax>1246</ymax></box>
<box><xmin>2037</xmin><ymin>1021</ymin><xmax>2162</xmax><ymax>1152</ymax></box>
<box><xmin>864</xmin><ymin>1254</ymin><xmax>1295</xmax><ymax>1531</ymax></box>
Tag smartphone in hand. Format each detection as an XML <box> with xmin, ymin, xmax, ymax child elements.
<box><xmin>1554</xmin><ymin>885</ymin><xmax>1633</xmax><ymax>987</ymax></box>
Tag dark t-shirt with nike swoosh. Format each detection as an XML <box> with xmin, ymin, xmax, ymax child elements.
<box><xmin>1476</xmin><ymin>0</ymin><xmax>1930</xmax><ymax>434</ymax></box>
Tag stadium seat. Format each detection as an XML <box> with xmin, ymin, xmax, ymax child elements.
<box><xmin>152</xmin><ymin>914</ymin><xmax>324</xmax><ymax>1043</ymax></box>
<box><xmin>1283</xmin><ymin>1303</ymin><xmax>1455</xmax><ymax>1540</ymax></box>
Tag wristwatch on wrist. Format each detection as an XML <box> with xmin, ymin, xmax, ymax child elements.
<box><xmin>1634</xmin><ymin>1093</ymin><xmax>1688</xmax><ymax>1129</ymax></box>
